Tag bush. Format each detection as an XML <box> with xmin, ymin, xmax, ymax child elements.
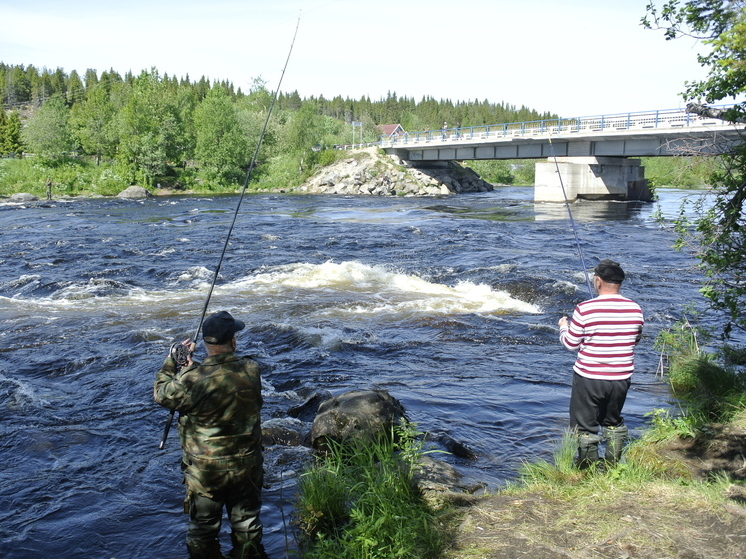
<box><xmin>641</xmin><ymin>156</ymin><xmax>718</xmax><ymax>188</ymax></box>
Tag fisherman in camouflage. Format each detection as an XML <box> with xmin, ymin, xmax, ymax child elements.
<box><xmin>154</xmin><ymin>311</ymin><xmax>265</xmax><ymax>559</ymax></box>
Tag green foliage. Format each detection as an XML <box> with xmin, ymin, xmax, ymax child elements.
<box><xmin>516</xmin><ymin>430</ymin><xmax>674</xmax><ymax>492</ymax></box>
<box><xmin>466</xmin><ymin>160</ymin><xmax>514</xmax><ymax>185</ymax></box>
<box><xmin>518</xmin><ymin>432</ymin><xmax>585</xmax><ymax>487</ymax></box>
<box><xmin>3</xmin><ymin>110</ymin><xmax>23</xmax><ymax>155</ymax></box>
<box><xmin>21</xmin><ymin>96</ymin><xmax>75</xmax><ymax>160</ymax></box>
<box><xmin>644</xmin><ymin>407</ymin><xmax>702</xmax><ymax>441</ymax></box>
<box><xmin>295</xmin><ymin>422</ymin><xmax>444</xmax><ymax>559</ymax></box>
<box><xmin>643</xmin><ymin>0</ymin><xmax>746</xmax><ymax>104</ymax></box>
<box><xmin>0</xmin><ymin>156</ymin><xmax>129</xmax><ymax>197</ymax></box>
<box><xmin>1</xmin><ymin>62</ymin><xmax>557</xmax><ymax>194</ymax></box>
<box><xmin>285</xmin><ymin>101</ymin><xmax>323</xmax><ymax>156</ymax></box>
<box><xmin>70</xmin><ymin>84</ymin><xmax>117</xmax><ymax>164</ymax></box>
<box><xmin>645</xmin><ymin>1</ymin><xmax>746</xmax><ymax>336</ymax></box>
<box><xmin>193</xmin><ymin>86</ymin><xmax>249</xmax><ymax>184</ymax></box>
<box><xmin>314</xmin><ymin>149</ymin><xmax>346</xmax><ymax>168</ymax></box>
<box><xmin>655</xmin><ymin>315</ymin><xmax>746</xmax><ymax>424</ymax></box>
<box><xmin>114</xmin><ymin>70</ymin><xmax>184</xmax><ymax>185</ymax></box>
<box><xmin>641</xmin><ymin>155</ymin><xmax>718</xmax><ymax>187</ymax></box>
<box><xmin>511</xmin><ymin>160</ymin><xmax>537</xmax><ymax>186</ymax></box>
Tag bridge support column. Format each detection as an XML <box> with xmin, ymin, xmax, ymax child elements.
<box><xmin>534</xmin><ymin>157</ymin><xmax>652</xmax><ymax>202</ymax></box>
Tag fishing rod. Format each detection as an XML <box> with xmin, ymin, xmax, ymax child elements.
<box><xmin>159</xmin><ymin>16</ymin><xmax>301</xmax><ymax>450</ymax></box>
<box><xmin>547</xmin><ymin>135</ymin><xmax>594</xmax><ymax>299</ymax></box>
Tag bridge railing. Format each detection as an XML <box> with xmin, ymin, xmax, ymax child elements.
<box><xmin>378</xmin><ymin>107</ymin><xmax>734</xmax><ymax>148</ymax></box>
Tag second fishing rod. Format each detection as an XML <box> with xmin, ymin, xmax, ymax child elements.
<box><xmin>158</xmin><ymin>17</ymin><xmax>300</xmax><ymax>450</ymax></box>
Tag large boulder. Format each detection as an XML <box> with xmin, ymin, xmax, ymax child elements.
<box><xmin>310</xmin><ymin>389</ymin><xmax>407</xmax><ymax>452</ymax></box>
<box><xmin>288</xmin><ymin>389</ymin><xmax>333</xmax><ymax>422</ymax></box>
<box><xmin>117</xmin><ymin>185</ymin><xmax>152</xmax><ymax>199</ymax></box>
<box><xmin>9</xmin><ymin>193</ymin><xmax>39</xmax><ymax>202</ymax></box>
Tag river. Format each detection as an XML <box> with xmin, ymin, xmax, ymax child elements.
<box><xmin>0</xmin><ymin>187</ymin><xmax>710</xmax><ymax>558</ymax></box>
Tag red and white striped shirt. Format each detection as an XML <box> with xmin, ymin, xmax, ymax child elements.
<box><xmin>559</xmin><ymin>294</ymin><xmax>644</xmax><ymax>380</ymax></box>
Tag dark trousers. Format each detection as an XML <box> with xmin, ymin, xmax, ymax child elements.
<box><xmin>187</xmin><ymin>487</ymin><xmax>262</xmax><ymax>543</ymax></box>
<box><xmin>569</xmin><ymin>373</ymin><xmax>630</xmax><ymax>434</ymax></box>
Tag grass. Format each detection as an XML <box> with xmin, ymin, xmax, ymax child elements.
<box><xmin>654</xmin><ymin>314</ymin><xmax>746</xmax><ymax>427</ymax></box>
<box><xmin>0</xmin><ymin>156</ymin><xmax>132</xmax><ymax>197</ymax></box>
<box><xmin>470</xmin><ymin>426</ymin><xmax>743</xmax><ymax>558</ymax></box>
<box><xmin>294</xmin><ymin>421</ymin><xmax>446</xmax><ymax>559</ymax></box>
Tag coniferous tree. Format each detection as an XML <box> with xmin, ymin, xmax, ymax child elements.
<box><xmin>67</xmin><ymin>70</ymin><xmax>85</xmax><ymax>105</ymax></box>
<box><xmin>0</xmin><ymin>108</ymin><xmax>7</xmax><ymax>155</ymax></box>
<box><xmin>4</xmin><ymin>111</ymin><xmax>22</xmax><ymax>155</ymax></box>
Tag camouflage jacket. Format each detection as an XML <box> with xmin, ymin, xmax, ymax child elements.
<box><xmin>154</xmin><ymin>352</ymin><xmax>263</xmax><ymax>475</ymax></box>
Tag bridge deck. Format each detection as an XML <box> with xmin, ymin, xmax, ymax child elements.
<box><xmin>373</xmin><ymin>107</ymin><xmax>744</xmax><ymax>160</ymax></box>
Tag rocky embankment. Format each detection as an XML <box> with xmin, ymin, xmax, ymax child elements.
<box><xmin>292</xmin><ymin>147</ymin><xmax>493</xmax><ymax>196</ymax></box>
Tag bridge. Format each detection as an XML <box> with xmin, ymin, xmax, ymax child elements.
<box><xmin>378</xmin><ymin>107</ymin><xmax>745</xmax><ymax>202</ymax></box>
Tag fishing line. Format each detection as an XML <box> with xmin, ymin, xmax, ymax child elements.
<box><xmin>194</xmin><ymin>16</ymin><xmax>301</xmax><ymax>342</ymax></box>
<box><xmin>547</xmin><ymin>135</ymin><xmax>594</xmax><ymax>298</ymax></box>
<box><xmin>159</xmin><ymin>15</ymin><xmax>301</xmax><ymax>450</ymax></box>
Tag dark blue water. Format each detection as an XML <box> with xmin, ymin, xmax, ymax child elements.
<box><xmin>0</xmin><ymin>188</ymin><xmax>710</xmax><ymax>558</ymax></box>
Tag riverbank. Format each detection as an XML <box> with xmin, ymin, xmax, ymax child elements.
<box><xmin>294</xmin><ymin>316</ymin><xmax>746</xmax><ymax>559</ymax></box>
<box><xmin>440</xmin><ymin>412</ymin><xmax>746</xmax><ymax>558</ymax></box>
<box><xmin>293</xmin><ymin>408</ymin><xmax>746</xmax><ymax>558</ymax></box>
<box><xmin>437</xmin><ymin>321</ymin><xmax>746</xmax><ymax>558</ymax></box>
<box><xmin>0</xmin><ymin>147</ymin><xmax>495</xmax><ymax>200</ymax></box>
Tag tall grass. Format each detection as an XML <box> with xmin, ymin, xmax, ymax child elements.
<box><xmin>295</xmin><ymin>421</ymin><xmax>445</xmax><ymax>559</ymax></box>
<box><xmin>655</xmin><ymin>315</ymin><xmax>746</xmax><ymax>427</ymax></box>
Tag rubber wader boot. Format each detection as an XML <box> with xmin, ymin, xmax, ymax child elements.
<box><xmin>230</xmin><ymin>533</ymin><xmax>268</xmax><ymax>559</ymax></box>
<box><xmin>602</xmin><ymin>425</ymin><xmax>628</xmax><ymax>467</ymax></box>
<box><xmin>576</xmin><ymin>433</ymin><xmax>602</xmax><ymax>469</ymax></box>
<box><xmin>186</xmin><ymin>540</ymin><xmax>222</xmax><ymax>559</ymax></box>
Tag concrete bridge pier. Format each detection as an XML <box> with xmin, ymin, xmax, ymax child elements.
<box><xmin>534</xmin><ymin>156</ymin><xmax>653</xmax><ymax>203</ymax></box>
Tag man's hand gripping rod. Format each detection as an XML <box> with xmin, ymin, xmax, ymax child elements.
<box><xmin>158</xmin><ymin>340</ymin><xmax>195</xmax><ymax>450</ymax></box>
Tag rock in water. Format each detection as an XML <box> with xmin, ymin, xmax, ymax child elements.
<box><xmin>310</xmin><ymin>389</ymin><xmax>407</xmax><ymax>451</ymax></box>
<box><xmin>117</xmin><ymin>185</ymin><xmax>152</xmax><ymax>199</ymax></box>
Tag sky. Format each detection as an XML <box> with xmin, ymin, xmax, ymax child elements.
<box><xmin>0</xmin><ymin>0</ymin><xmax>710</xmax><ymax>118</ymax></box>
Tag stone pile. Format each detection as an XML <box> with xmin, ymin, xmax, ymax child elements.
<box><xmin>295</xmin><ymin>147</ymin><xmax>493</xmax><ymax>196</ymax></box>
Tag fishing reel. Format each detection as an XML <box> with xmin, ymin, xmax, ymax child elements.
<box><xmin>169</xmin><ymin>341</ymin><xmax>192</xmax><ymax>368</ymax></box>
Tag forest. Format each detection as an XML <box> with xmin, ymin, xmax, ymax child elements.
<box><xmin>0</xmin><ymin>62</ymin><xmax>715</xmax><ymax>196</ymax></box>
<box><xmin>0</xmin><ymin>63</ymin><xmax>557</xmax><ymax>195</ymax></box>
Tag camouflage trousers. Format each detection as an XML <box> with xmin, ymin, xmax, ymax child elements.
<box><xmin>182</xmin><ymin>452</ymin><xmax>263</xmax><ymax>555</ymax></box>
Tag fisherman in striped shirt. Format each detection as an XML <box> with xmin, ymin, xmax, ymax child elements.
<box><xmin>558</xmin><ymin>259</ymin><xmax>644</xmax><ymax>468</ymax></box>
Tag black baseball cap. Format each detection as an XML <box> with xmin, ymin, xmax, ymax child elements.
<box><xmin>594</xmin><ymin>259</ymin><xmax>625</xmax><ymax>284</ymax></box>
<box><xmin>202</xmin><ymin>311</ymin><xmax>245</xmax><ymax>344</ymax></box>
